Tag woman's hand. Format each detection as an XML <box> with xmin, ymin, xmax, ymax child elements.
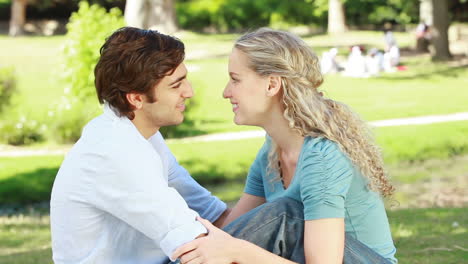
<box><xmin>172</xmin><ymin>217</ymin><xmax>239</xmax><ymax>264</ymax></box>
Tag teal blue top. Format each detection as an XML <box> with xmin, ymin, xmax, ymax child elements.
<box><xmin>244</xmin><ymin>136</ymin><xmax>397</xmax><ymax>263</ymax></box>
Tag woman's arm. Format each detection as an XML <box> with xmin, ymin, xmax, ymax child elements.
<box><xmin>220</xmin><ymin>193</ymin><xmax>265</xmax><ymax>228</ymax></box>
<box><xmin>173</xmin><ymin>217</ymin><xmax>345</xmax><ymax>264</ymax></box>
<box><xmin>172</xmin><ymin>217</ymin><xmax>297</xmax><ymax>264</ymax></box>
<box><xmin>304</xmin><ymin>218</ymin><xmax>345</xmax><ymax>264</ymax></box>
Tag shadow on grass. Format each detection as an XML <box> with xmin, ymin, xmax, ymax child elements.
<box><xmin>0</xmin><ymin>247</ymin><xmax>52</xmax><ymax>264</ymax></box>
<box><xmin>379</xmin><ymin>63</ymin><xmax>468</xmax><ymax>81</ymax></box>
<box><xmin>0</xmin><ymin>167</ymin><xmax>58</xmax><ymax>206</ymax></box>
<box><xmin>180</xmin><ymin>158</ymin><xmax>249</xmax><ymax>185</ymax></box>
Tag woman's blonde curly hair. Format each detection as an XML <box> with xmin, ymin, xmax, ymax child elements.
<box><xmin>235</xmin><ymin>28</ymin><xmax>394</xmax><ymax>196</ymax></box>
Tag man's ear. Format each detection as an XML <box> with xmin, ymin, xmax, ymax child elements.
<box><xmin>126</xmin><ymin>92</ymin><xmax>144</xmax><ymax>110</ymax></box>
<box><xmin>266</xmin><ymin>75</ymin><xmax>282</xmax><ymax>97</ymax></box>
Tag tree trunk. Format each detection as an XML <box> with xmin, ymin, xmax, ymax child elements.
<box><xmin>125</xmin><ymin>0</ymin><xmax>147</xmax><ymax>29</ymax></box>
<box><xmin>431</xmin><ymin>0</ymin><xmax>451</xmax><ymax>60</ymax></box>
<box><xmin>328</xmin><ymin>0</ymin><xmax>346</xmax><ymax>34</ymax></box>
<box><xmin>9</xmin><ymin>0</ymin><xmax>27</xmax><ymax>37</ymax></box>
<box><xmin>147</xmin><ymin>0</ymin><xmax>177</xmax><ymax>34</ymax></box>
<box><xmin>419</xmin><ymin>0</ymin><xmax>433</xmax><ymax>26</ymax></box>
<box><xmin>124</xmin><ymin>0</ymin><xmax>177</xmax><ymax>34</ymax></box>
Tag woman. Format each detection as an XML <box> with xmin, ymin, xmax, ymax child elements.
<box><xmin>172</xmin><ymin>28</ymin><xmax>397</xmax><ymax>264</ymax></box>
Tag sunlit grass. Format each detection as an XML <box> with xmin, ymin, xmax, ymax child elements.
<box><xmin>0</xmin><ymin>208</ymin><xmax>466</xmax><ymax>264</ymax></box>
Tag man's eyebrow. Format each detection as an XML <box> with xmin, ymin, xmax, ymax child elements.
<box><xmin>169</xmin><ymin>74</ymin><xmax>186</xmax><ymax>85</ymax></box>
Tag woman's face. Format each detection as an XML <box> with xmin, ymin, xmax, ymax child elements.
<box><xmin>223</xmin><ymin>48</ymin><xmax>271</xmax><ymax>126</ymax></box>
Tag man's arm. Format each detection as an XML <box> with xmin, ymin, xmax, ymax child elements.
<box><xmin>90</xmin><ymin>140</ymin><xmax>207</xmax><ymax>258</ymax></box>
<box><xmin>149</xmin><ymin>132</ymin><xmax>228</xmax><ymax>223</ymax></box>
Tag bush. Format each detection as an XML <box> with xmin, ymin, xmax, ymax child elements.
<box><xmin>57</xmin><ymin>1</ymin><xmax>124</xmax><ymax>142</ymax></box>
<box><xmin>62</xmin><ymin>1</ymin><xmax>125</xmax><ymax>100</ymax></box>
<box><xmin>0</xmin><ymin>116</ymin><xmax>46</xmax><ymax>145</ymax></box>
<box><xmin>48</xmin><ymin>98</ymin><xmax>100</xmax><ymax>144</ymax></box>
<box><xmin>0</xmin><ymin>66</ymin><xmax>17</xmax><ymax>115</ymax></box>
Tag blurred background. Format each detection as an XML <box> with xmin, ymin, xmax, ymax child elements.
<box><xmin>0</xmin><ymin>0</ymin><xmax>467</xmax><ymax>263</ymax></box>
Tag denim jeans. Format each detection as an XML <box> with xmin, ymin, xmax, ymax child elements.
<box><xmin>172</xmin><ymin>197</ymin><xmax>392</xmax><ymax>264</ymax></box>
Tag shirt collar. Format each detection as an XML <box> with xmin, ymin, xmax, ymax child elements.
<box><xmin>103</xmin><ymin>102</ymin><xmax>128</xmax><ymax>122</ymax></box>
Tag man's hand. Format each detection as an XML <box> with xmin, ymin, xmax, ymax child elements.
<box><xmin>172</xmin><ymin>217</ymin><xmax>238</xmax><ymax>264</ymax></box>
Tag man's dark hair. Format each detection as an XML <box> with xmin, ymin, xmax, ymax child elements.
<box><xmin>94</xmin><ymin>27</ymin><xmax>185</xmax><ymax>119</ymax></box>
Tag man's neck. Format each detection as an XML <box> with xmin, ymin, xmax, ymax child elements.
<box><xmin>130</xmin><ymin>115</ymin><xmax>159</xmax><ymax>139</ymax></box>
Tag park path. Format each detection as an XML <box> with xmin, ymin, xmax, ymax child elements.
<box><xmin>1</xmin><ymin>112</ymin><xmax>467</xmax><ymax>157</ymax></box>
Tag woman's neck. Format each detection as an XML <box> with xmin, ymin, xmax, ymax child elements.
<box><xmin>262</xmin><ymin>111</ymin><xmax>304</xmax><ymax>160</ymax></box>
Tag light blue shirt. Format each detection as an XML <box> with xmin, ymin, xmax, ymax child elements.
<box><xmin>244</xmin><ymin>136</ymin><xmax>397</xmax><ymax>263</ymax></box>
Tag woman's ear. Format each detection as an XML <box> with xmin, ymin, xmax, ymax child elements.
<box><xmin>126</xmin><ymin>92</ymin><xmax>144</xmax><ymax>110</ymax></box>
<box><xmin>266</xmin><ymin>75</ymin><xmax>282</xmax><ymax>97</ymax></box>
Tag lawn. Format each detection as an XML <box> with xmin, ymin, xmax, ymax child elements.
<box><xmin>1</xmin><ymin>121</ymin><xmax>468</xmax><ymax>205</ymax></box>
<box><xmin>0</xmin><ymin>207</ymin><xmax>466</xmax><ymax>264</ymax></box>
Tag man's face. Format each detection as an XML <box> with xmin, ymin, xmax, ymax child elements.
<box><xmin>139</xmin><ymin>63</ymin><xmax>193</xmax><ymax>130</ymax></box>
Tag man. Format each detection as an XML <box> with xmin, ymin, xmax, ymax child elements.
<box><xmin>50</xmin><ymin>27</ymin><xmax>228</xmax><ymax>264</ymax></box>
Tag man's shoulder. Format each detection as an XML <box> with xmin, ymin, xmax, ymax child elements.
<box><xmin>73</xmin><ymin>115</ymin><xmax>152</xmax><ymax>158</ymax></box>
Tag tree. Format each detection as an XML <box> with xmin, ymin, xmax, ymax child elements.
<box><xmin>124</xmin><ymin>0</ymin><xmax>177</xmax><ymax>34</ymax></box>
<box><xmin>328</xmin><ymin>0</ymin><xmax>346</xmax><ymax>34</ymax></box>
<box><xmin>431</xmin><ymin>0</ymin><xmax>451</xmax><ymax>60</ymax></box>
<box><xmin>9</xmin><ymin>0</ymin><xmax>28</xmax><ymax>36</ymax></box>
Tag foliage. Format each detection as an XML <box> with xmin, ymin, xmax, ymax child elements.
<box><xmin>47</xmin><ymin>97</ymin><xmax>101</xmax><ymax>144</ymax></box>
<box><xmin>0</xmin><ymin>66</ymin><xmax>16</xmax><ymax>115</ymax></box>
<box><xmin>345</xmin><ymin>0</ymin><xmax>419</xmax><ymax>26</ymax></box>
<box><xmin>62</xmin><ymin>1</ymin><xmax>125</xmax><ymax>100</ymax></box>
<box><xmin>0</xmin><ymin>116</ymin><xmax>46</xmax><ymax>146</ymax></box>
<box><xmin>176</xmin><ymin>0</ymin><xmax>318</xmax><ymax>32</ymax></box>
<box><xmin>176</xmin><ymin>0</ymin><xmax>420</xmax><ymax>31</ymax></box>
<box><xmin>57</xmin><ymin>2</ymin><xmax>124</xmax><ymax>142</ymax></box>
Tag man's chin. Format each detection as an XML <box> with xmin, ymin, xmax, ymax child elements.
<box><xmin>169</xmin><ymin>116</ymin><xmax>185</xmax><ymax>126</ymax></box>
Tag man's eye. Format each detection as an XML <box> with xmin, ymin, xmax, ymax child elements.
<box><xmin>173</xmin><ymin>83</ymin><xmax>182</xmax><ymax>88</ymax></box>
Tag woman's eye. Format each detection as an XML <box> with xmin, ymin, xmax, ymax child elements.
<box><xmin>173</xmin><ymin>83</ymin><xmax>182</xmax><ymax>88</ymax></box>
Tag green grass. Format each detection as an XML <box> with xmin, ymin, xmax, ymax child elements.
<box><xmin>0</xmin><ymin>215</ymin><xmax>51</xmax><ymax>264</ymax></box>
<box><xmin>1</xmin><ymin>121</ymin><xmax>468</xmax><ymax>205</ymax></box>
<box><xmin>0</xmin><ymin>156</ymin><xmax>63</xmax><ymax>204</ymax></box>
<box><xmin>376</xmin><ymin>121</ymin><xmax>468</xmax><ymax>164</ymax></box>
<box><xmin>0</xmin><ymin>207</ymin><xmax>466</xmax><ymax>264</ymax></box>
<box><xmin>389</xmin><ymin>208</ymin><xmax>468</xmax><ymax>264</ymax></box>
<box><xmin>322</xmin><ymin>56</ymin><xmax>468</xmax><ymax>121</ymax></box>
